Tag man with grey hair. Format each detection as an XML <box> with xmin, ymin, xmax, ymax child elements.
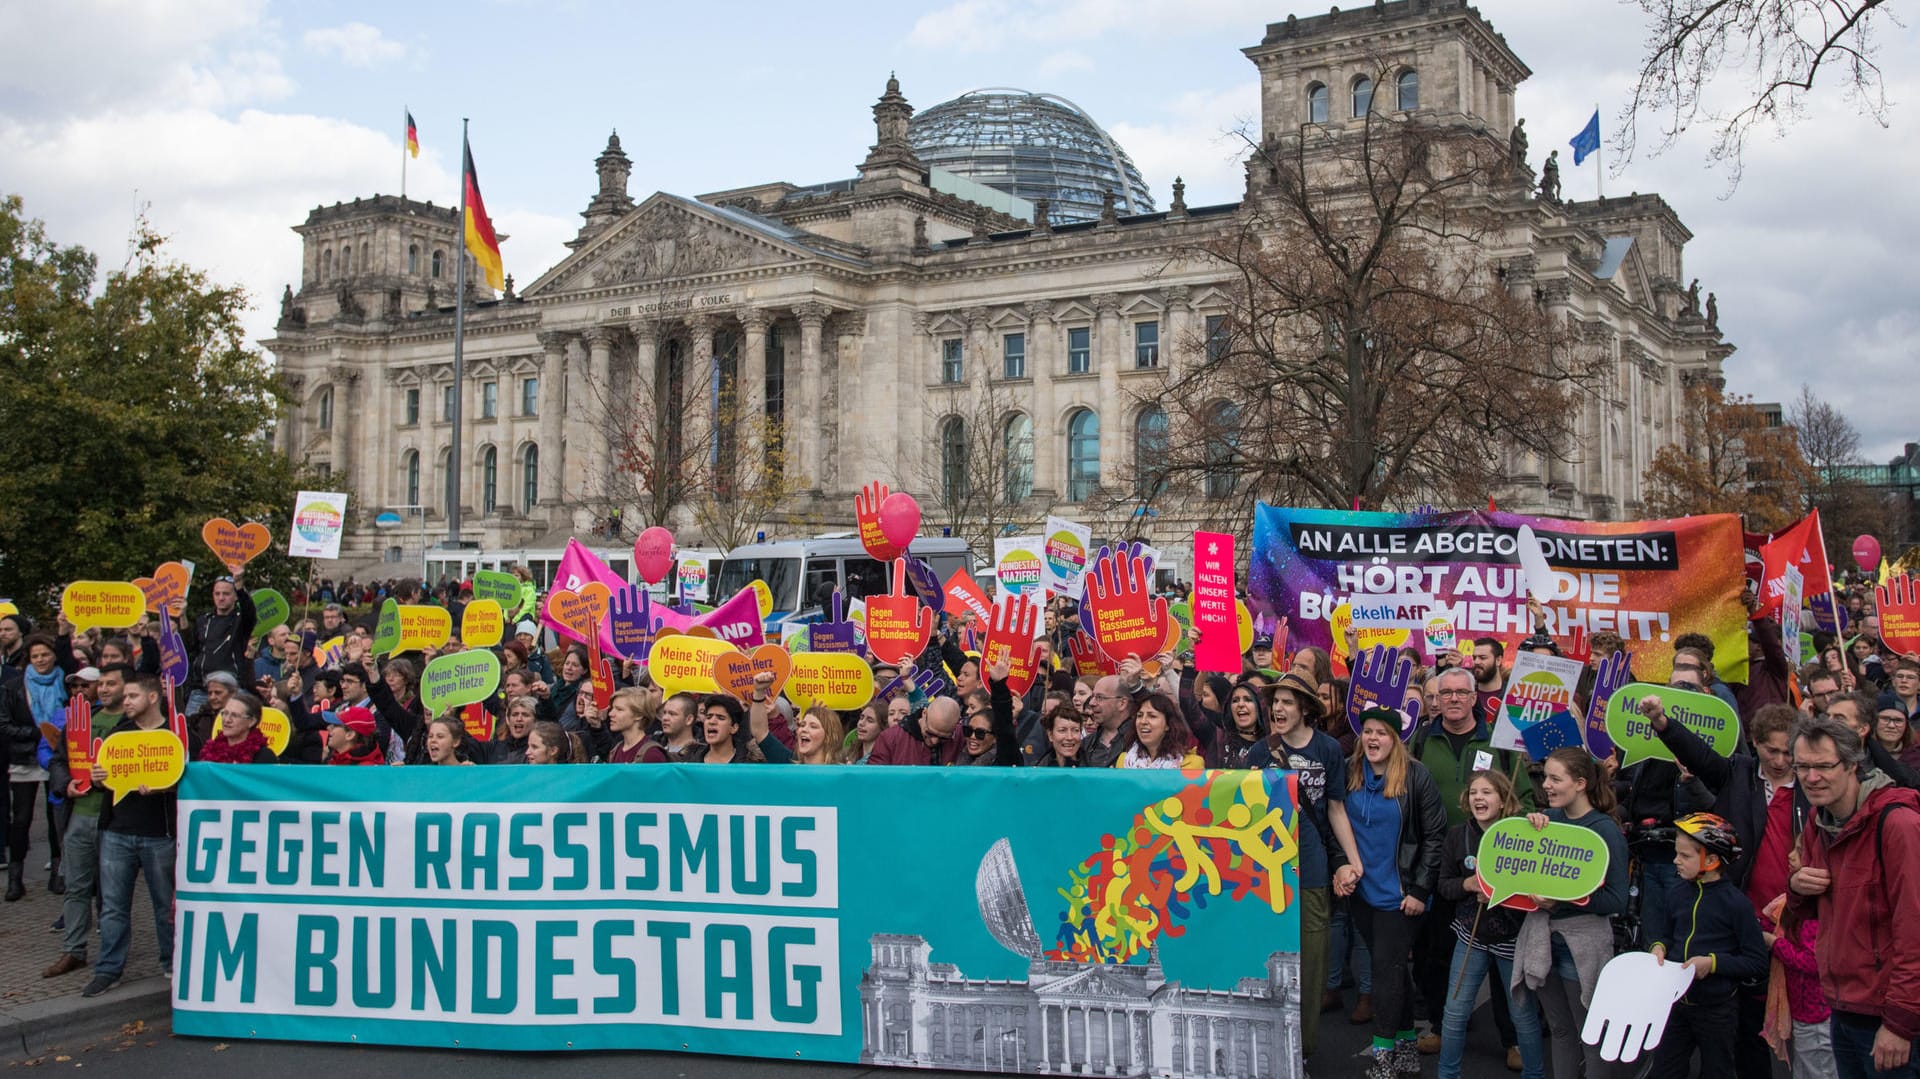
<box><xmin>1789</xmin><ymin>714</ymin><xmax>1920</xmax><ymax>1077</ymax></box>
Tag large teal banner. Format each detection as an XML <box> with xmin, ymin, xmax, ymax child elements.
<box><xmin>171</xmin><ymin>763</ymin><xmax>1304</xmax><ymax>1077</ymax></box>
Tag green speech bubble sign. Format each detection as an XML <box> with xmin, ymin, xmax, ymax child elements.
<box><xmin>250</xmin><ymin>588</ymin><xmax>289</xmax><ymax>638</ymax></box>
<box><xmin>372</xmin><ymin>598</ymin><xmax>401</xmax><ymax>656</ymax></box>
<box><xmin>421</xmin><ymin>650</ymin><xmax>501</xmax><ymax>715</ymax></box>
<box><xmin>1475</xmin><ymin>816</ymin><xmax>1612</xmax><ymax>908</ymax></box>
<box><xmin>1603</xmin><ymin>682</ymin><xmax>1741</xmax><ymax>767</ymax></box>
<box><xmin>473</xmin><ymin>569</ymin><xmax>519</xmax><ymax>607</ymax></box>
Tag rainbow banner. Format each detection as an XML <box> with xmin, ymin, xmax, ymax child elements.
<box><xmin>1249</xmin><ymin>506</ymin><xmax>1749</xmax><ymax>683</ymax></box>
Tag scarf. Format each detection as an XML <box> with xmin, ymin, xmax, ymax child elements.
<box><xmin>25</xmin><ymin>664</ymin><xmax>65</xmax><ymax>726</ymax></box>
<box><xmin>200</xmin><ymin>728</ymin><xmax>269</xmax><ymax>763</ymax></box>
<box><xmin>329</xmin><ymin>744</ymin><xmax>385</xmax><ymax>766</ymax></box>
<box><xmin>1814</xmin><ymin>767</ymin><xmax>1893</xmax><ymax>841</ymax></box>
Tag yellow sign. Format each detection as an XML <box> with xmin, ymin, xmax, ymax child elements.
<box><xmin>97</xmin><ymin>729</ymin><xmax>187</xmax><ymax>804</ymax></box>
<box><xmin>750</xmin><ymin>579</ymin><xmax>774</xmax><ymax>619</ymax></box>
<box><xmin>649</xmin><ymin>634</ymin><xmax>736</xmax><ymax>696</ymax></box>
<box><xmin>787</xmin><ymin>652</ymin><xmax>875</xmax><ymax>711</ymax></box>
<box><xmin>212</xmin><ymin>707</ymin><xmax>291</xmax><ymax>757</ymax></box>
<box><xmin>397</xmin><ymin>604</ymin><xmax>453</xmax><ymax>652</ymax></box>
<box><xmin>461</xmin><ymin>599</ymin><xmax>505</xmax><ymax>648</ymax></box>
<box><xmin>60</xmin><ymin>581</ymin><xmax>146</xmax><ymax>633</ymax></box>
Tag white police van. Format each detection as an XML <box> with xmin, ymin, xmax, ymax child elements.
<box><xmin>712</xmin><ymin>534</ymin><xmax>974</xmax><ymax>639</ymax></box>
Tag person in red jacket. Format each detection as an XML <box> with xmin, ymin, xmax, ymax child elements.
<box><xmin>1788</xmin><ymin>713</ymin><xmax>1920</xmax><ymax>1078</ymax></box>
<box><xmin>324</xmin><ymin>706</ymin><xmax>384</xmax><ymax>766</ymax></box>
<box><xmin>867</xmin><ymin>697</ymin><xmax>963</xmax><ymax>766</ymax></box>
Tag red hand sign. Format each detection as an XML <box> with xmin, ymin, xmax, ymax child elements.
<box><xmin>66</xmin><ymin>695</ymin><xmax>93</xmax><ymax>795</ymax></box>
<box><xmin>863</xmin><ymin>558</ymin><xmax>933</xmax><ymax>665</ymax></box>
<box><xmin>1068</xmin><ymin>630</ymin><xmax>1117</xmax><ymax>676</ymax></box>
<box><xmin>1877</xmin><ymin>574</ymin><xmax>1920</xmax><ymax>656</ymax></box>
<box><xmin>855</xmin><ymin>482</ymin><xmax>904</xmax><ymax>562</ymax></box>
<box><xmin>983</xmin><ymin>593</ymin><xmax>1042</xmax><ymax>696</ymax></box>
<box><xmin>1082</xmin><ymin>549</ymin><xmax>1170</xmax><ymax>662</ymax></box>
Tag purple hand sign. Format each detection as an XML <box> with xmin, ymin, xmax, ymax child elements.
<box><xmin>876</xmin><ymin>665</ymin><xmax>948</xmax><ymax>705</ymax></box>
<box><xmin>159</xmin><ymin>610</ymin><xmax>190</xmax><ymax>685</ymax></box>
<box><xmin>1584</xmin><ymin>649</ymin><xmax>1632</xmax><ymax>760</ymax></box>
<box><xmin>809</xmin><ymin>589</ymin><xmax>864</xmax><ymax>655</ymax></box>
<box><xmin>901</xmin><ymin>554</ymin><xmax>945</xmax><ymax>613</ymax></box>
<box><xmin>607</xmin><ymin>585</ymin><xmax>664</xmax><ymax>663</ymax></box>
<box><xmin>1347</xmin><ymin>644</ymin><xmax>1422</xmax><ymax>739</ymax></box>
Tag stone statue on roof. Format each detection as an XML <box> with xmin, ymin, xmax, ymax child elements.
<box><xmin>1539</xmin><ymin>149</ymin><xmax>1560</xmax><ymax>202</ymax></box>
<box><xmin>1510</xmin><ymin>119</ymin><xmax>1528</xmax><ymax>172</ymax></box>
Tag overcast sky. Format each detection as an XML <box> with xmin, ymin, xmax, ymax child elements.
<box><xmin>2</xmin><ymin>0</ymin><xmax>1913</xmax><ymax>461</ymax></box>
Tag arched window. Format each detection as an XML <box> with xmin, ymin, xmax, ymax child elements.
<box><xmin>521</xmin><ymin>443</ymin><xmax>539</xmax><ymax>511</ymax></box>
<box><xmin>1066</xmin><ymin>409</ymin><xmax>1099</xmax><ymax>502</ymax></box>
<box><xmin>481</xmin><ymin>445</ymin><xmax>498</xmax><ymax>515</ymax></box>
<box><xmin>1352</xmin><ymin>76</ymin><xmax>1374</xmax><ymax>118</ymax></box>
<box><xmin>1397</xmin><ymin>69</ymin><xmax>1419</xmax><ymax>111</ymax></box>
<box><xmin>1002</xmin><ymin>413</ymin><xmax>1034</xmax><ymax>503</ymax></box>
<box><xmin>403</xmin><ymin>450</ymin><xmax>419</xmax><ymax>508</ymax></box>
<box><xmin>1307</xmin><ymin>82</ymin><xmax>1329</xmax><ymax>124</ymax></box>
<box><xmin>360</xmin><ymin>243</ymin><xmax>369</xmax><ymax>273</ymax></box>
<box><xmin>340</xmin><ymin>245</ymin><xmax>351</xmax><ymax>275</ymax></box>
<box><xmin>321</xmin><ymin>248</ymin><xmax>333</xmax><ymax>279</ymax></box>
<box><xmin>1134</xmin><ymin>406</ymin><xmax>1168</xmax><ymax>498</ymax></box>
<box><xmin>1204</xmin><ymin>401</ymin><xmax>1241</xmax><ymax>498</ymax></box>
<box><xmin>408</xmin><ymin>244</ymin><xmax>419</xmax><ymax>274</ymax></box>
<box><xmin>431</xmin><ymin>249</ymin><xmax>444</xmax><ymax>279</ymax></box>
<box><xmin>940</xmin><ymin>416</ymin><xmax>969</xmax><ymax>503</ymax></box>
<box><xmin>317</xmin><ymin>387</ymin><xmax>333</xmax><ymax>431</ymax></box>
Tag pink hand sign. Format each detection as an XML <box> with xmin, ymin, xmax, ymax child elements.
<box><xmin>1082</xmin><ymin>547</ymin><xmax>1169</xmax><ymax>662</ymax></box>
<box><xmin>864</xmin><ymin>559</ymin><xmax>934</xmax><ymax>666</ymax></box>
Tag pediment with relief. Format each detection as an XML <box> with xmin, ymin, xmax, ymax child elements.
<box><xmin>528</xmin><ymin>197</ymin><xmax>812</xmax><ymax>297</ymax></box>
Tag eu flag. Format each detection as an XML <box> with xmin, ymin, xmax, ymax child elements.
<box><xmin>1570</xmin><ymin>110</ymin><xmax>1601</xmax><ymax>166</ymax></box>
<box><xmin>1521</xmin><ymin>708</ymin><xmax>1586</xmax><ymax>761</ymax></box>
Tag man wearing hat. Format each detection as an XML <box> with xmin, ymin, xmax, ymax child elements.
<box><xmin>515</xmin><ymin>622</ymin><xmax>555</xmax><ymax>683</ymax></box>
<box><xmin>1246</xmin><ymin>671</ymin><xmax>1358</xmax><ymax>1061</ymax></box>
<box><xmin>1248</xmin><ymin>630</ymin><xmax>1279</xmax><ymax>676</ymax></box>
<box><xmin>323</xmin><ymin>706</ymin><xmax>384</xmax><ymax>766</ymax></box>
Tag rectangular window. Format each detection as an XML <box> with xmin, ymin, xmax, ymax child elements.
<box><xmin>521</xmin><ymin>376</ymin><xmax>538</xmax><ymax>416</ymax></box>
<box><xmin>481</xmin><ymin>381</ymin><xmax>498</xmax><ymax>420</ymax></box>
<box><xmin>442</xmin><ymin>385</ymin><xmax>455</xmax><ymax>422</ymax></box>
<box><xmin>941</xmin><ymin>337</ymin><xmax>963</xmax><ymax>383</ymax></box>
<box><xmin>1204</xmin><ymin>314</ymin><xmax>1229</xmax><ymax>363</ymax></box>
<box><xmin>1134</xmin><ymin>320</ymin><xmax>1160</xmax><ymax>368</ymax></box>
<box><xmin>1067</xmin><ymin>326</ymin><xmax>1091</xmax><ymax>373</ymax></box>
<box><xmin>404</xmin><ymin>387</ymin><xmax>419</xmax><ymax>425</ymax></box>
<box><xmin>1002</xmin><ymin>333</ymin><xmax>1026</xmax><ymax>379</ymax></box>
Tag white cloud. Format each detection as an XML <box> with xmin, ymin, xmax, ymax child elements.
<box><xmin>492</xmin><ymin>208</ymin><xmax>578</xmax><ymax>294</ymax></box>
<box><xmin>909</xmin><ymin>0</ymin><xmax>1274</xmax><ymax>52</ymax></box>
<box><xmin>1038</xmin><ymin>50</ymin><xmax>1095</xmax><ymax>78</ymax></box>
<box><xmin>1106</xmin><ymin>84</ymin><xmax>1260</xmax><ymax>207</ymax></box>
<box><xmin>303</xmin><ymin>22</ymin><xmax>407</xmax><ymax>67</ymax></box>
<box><xmin>0</xmin><ymin>0</ymin><xmax>282</xmax><ymax>116</ymax></box>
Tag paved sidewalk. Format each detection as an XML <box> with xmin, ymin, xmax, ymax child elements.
<box><xmin>0</xmin><ymin>839</ymin><xmax>171</xmax><ymax>1053</ymax></box>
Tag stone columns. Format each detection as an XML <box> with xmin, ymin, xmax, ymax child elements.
<box><xmin>628</xmin><ymin>320</ymin><xmax>663</xmax><ymax>497</ymax></box>
<box><xmin>535</xmin><ymin>331</ymin><xmax>570</xmax><ymax>510</ymax></box>
<box><xmin>828</xmin><ymin>310</ymin><xmax>865</xmax><ymax>493</ymax></box>
<box><xmin>583</xmin><ymin>325</ymin><xmax>618</xmax><ymax>501</ymax></box>
<box><xmin>1162</xmin><ymin>285</ymin><xmax>1191</xmax><ymax>376</ymax></box>
<box><xmin>1092</xmin><ymin>292</ymin><xmax>1123</xmax><ymax>492</ymax></box>
<box><xmin>963</xmin><ymin>306</ymin><xmax>991</xmax><ymax>391</ymax></box>
<box><xmin>793</xmin><ymin>302</ymin><xmax>830</xmax><ymax>490</ymax></box>
<box><xmin>687</xmin><ymin>314</ymin><xmax>717</xmax><ymax>478</ymax></box>
<box><xmin>559</xmin><ymin>333</ymin><xmax>591</xmax><ymax>502</ymax></box>
<box><xmin>1024</xmin><ymin>300</ymin><xmax>1056</xmax><ymax>499</ymax></box>
<box><xmin>739</xmin><ymin>308</ymin><xmax>769</xmax><ymax>445</ymax></box>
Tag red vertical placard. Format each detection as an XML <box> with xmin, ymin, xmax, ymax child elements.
<box><xmin>1193</xmin><ymin>532</ymin><xmax>1239</xmax><ymax>673</ymax></box>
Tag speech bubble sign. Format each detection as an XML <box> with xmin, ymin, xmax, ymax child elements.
<box><xmin>461</xmin><ymin>599</ymin><xmax>505</xmax><ymax>648</ymax></box>
<box><xmin>201</xmin><ymin>518</ymin><xmax>272</xmax><ymax>574</ymax></box>
<box><xmin>398</xmin><ymin>604</ymin><xmax>452</xmax><ymax>652</ymax></box>
<box><xmin>1603</xmin><ymin>683</ymin><xmax>1741</xmax><ymax>767</ymax></box>
<box><xmin>372</xmin><ymin>598</ymin><xmax>401</xmax><ymax>655</ymax></box>
<box><xmin>1476</xmin><ymin>816</ymin><xmax>1612</xmax><ymax>907</ymax></box>
<box><xmin>97</xmin><ymin>728</ymin><xmax>187</xmax><ymax>804</ymax></box>
<box><xmin>750</xmin><ymin>579</ymin><xmax>774</xmax><ymax>620</ymax></box>
<box><xmin>61</xmin><ymin>581</ymin><xmax>146</xmax><ymax>632</ymax></box>
<box><xmin>471</xmin><ymin>569</ymin><xmax>520</xmax><ymax>607</ymax></box>
<box><xmin>133</xmin><ymin>561</ymin><xmax>191</xmax><ymax>614</ymax></box>
<box><xmin>649</xmin><ymin>635</ymin><xmax>735</xmax><ymax>697</ymax></box>
<box><xmin>213</xmin><ymin>706</ymin><xmax>291</xmax><ymax>757</ymax></box>
<box><xmin>547</xmin><ymin>584</ymin><xmax>611</xmax><ymax>640</ymax></box>
<box><xmin>421</xmin><ymin>650</ymin><xmax>501</xmax><ymax>714</ymax></box>
<box><xmin>251</xmin><ymin>588</ymin><xmax>290</xmax><ymax>637</ymax></box>
<box><xmin>714</xmin><ymin>644</ymin><xmax>793</xmax><ymax>701</ymax></box>
<box><xmin>787</xmin><ymin>651</ymin><xmax>875</xmax><ymax>712</ymax></box>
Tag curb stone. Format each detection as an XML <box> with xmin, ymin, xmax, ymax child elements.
<box><xmin>2</xmin><ymin>976</ymin><xmax>171</xmax><ymax>1057</ymax></box>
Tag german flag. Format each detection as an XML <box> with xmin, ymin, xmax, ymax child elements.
<box><xmin>463</xmin><ymin>142</ymin><xmax>504</xmax><ymax>291</ymax></box>
<box><xmin>404</xmin><ymin>110</ymin><xmax>419</xmax><ymax>158</ymax></box>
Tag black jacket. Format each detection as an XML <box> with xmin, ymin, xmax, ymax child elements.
<box><xmin>183</xmin><ymin>590</ymin><xmax>257</xmax><ymax>690</ymax></box>
<box><xmin>1652</xmin><ymin>876</ymin><xmax>1769</xmax><ymax>1003</ymax></box>
<box><xmin>0</xmin><ymin>676</ymin><xmax>45</xmax><ymax>769</ymax></box>
<box><xmin>1656</xmin><ymin>719</ymin><xmax>1808</xmax><ymax>889</ymax></box>
<box><xmin>1438</xmin><ymin>818</ymin><xmax>1524</xmax><ymax>945</ymax></box>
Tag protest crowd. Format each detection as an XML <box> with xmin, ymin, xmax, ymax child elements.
<box><xmin>3</xmin><ymin>501</ymin><xmax>1919</xmax><ymax>1079</ymax></box>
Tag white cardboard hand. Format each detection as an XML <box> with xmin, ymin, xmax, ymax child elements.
<box><xmin>1581</xmin><ymin>951</ymin><xmax>1696</xmax><ymax>1062</ymax></box>
<box><xmin>1516</xmin><ymin>524</ymin><xmax>1562</xmax><ymax>604</ymax></box>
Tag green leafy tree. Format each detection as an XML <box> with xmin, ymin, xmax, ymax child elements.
<box><xmin>0</xmin><ymin>195</ymin><xmax>322</xmax><ymax>617</ymax></box>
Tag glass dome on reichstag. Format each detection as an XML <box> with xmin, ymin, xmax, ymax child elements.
<box><xmin>909</xmin><ymin>88</ymin><xmax>1156</xmax><ymax>225</ymax></box>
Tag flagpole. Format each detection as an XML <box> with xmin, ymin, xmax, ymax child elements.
<box><xmin>1594</xmin><ymin>103</ymin><xmax>1603</xmax><ymax>199</ymax></box>
<box><xmin>449</xmin><ymin>118</ymin><xmax>468</xmax><ymax>548</ymax></box>
<box><xmin>401</xmin><ymin>104</ymin><xmax>408</xmax><ymax>200</ymax></box>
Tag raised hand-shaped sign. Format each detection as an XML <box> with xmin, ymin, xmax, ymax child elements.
<box><xmin>1079</xmin><ymin>542</ymin><xmax>1149</xmax><ymax>638</ymax></box>
<box><xmin>607</xmin><ymin>585</ymin><xmax>664</xmax><ymax>663</ymax></box>
<box><xmin>864</xmin><ymin>559</ymin><xmax>935</xmax><ymax>666</ymax></box>
<box><xmin>65</xmin><ymin>695</ymin><xmax>94</xmax><ymax>795</ymax></box>
<box><xmin>1582</xmin><ymin>952</ymin><xmax>1695</xmax><ymax>1062</ymax></box>
<box><xmin>1347</xmin><ymin>644</ymin><xmax>1422</xmax><ymax>739</ymax></box>
<box><xmin>809</xmin><ymin>590</ymin><xmax>863</xmax><ymax>655</ymax></box>
<box><xmin>983</xmin><ymin>593</ymin><xmax>1042</xmax><ymax>696</ymax></box>
<box><xmin>1068</xmin><ymin>630</ymin><xmax>1117</xmax><ymax>676</ymax></box>
<box><xmin>1877</xmin><ymin>573</ymin><xmax>1920</xmax><ymax>655</ymax></box>
<box><xmin>855</xmin><ymin>482</ymin><xmax>904</xmax><ymax>562</ymax></box>
<box><xmin>900</xmin><ymin>554</ymin><xmax>945</xmax><ymax>612</ymax></box>
<box><xmin>876</xmin><ymin>664</ymin><xmax>948</xmax><ymax>704</ymax></box>
<box><xmin>1082</xmin><ymin>547</ymin><xmax>1169</xmax><ymax>662</ymax></box>
<box><xmin>158</xmin><ymin>607</ymin><xmax>190</xmax><ymax>685</ymax></box>
<box><xmin>1584</xmin><ymin>649</ymin><xmax>1632</xmax><ymax>759</ymax></box>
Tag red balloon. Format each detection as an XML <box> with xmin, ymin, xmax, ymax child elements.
<box><xmin>878</xmin><ymin>492</ymin><xmax>921</xmax><ymax>551</ymax></box>
<box><xmin>1854</xmin><ymin>534</ymin><xmax>1883</xmax><ymax>573</ymax></box>
<box><xmin>634</xmin><ymin>526</ymin><xmax>676</xmax><ymax>586</ymax></box>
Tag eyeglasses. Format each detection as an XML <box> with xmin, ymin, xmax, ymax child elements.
<box><xmin>1792</xmin><ymin>760</ymin><xmax>1846</xmax><ymax>778</ymax></box>
<box><xmin>964</xmin><ymin>727</ymin><xmax>993</xmax><ymax>739</ymax></box>
<box><xmin>1089</xmin><ymin>693</ymin><xmax>1126</xmax><ymax>703</ymax></box>
<box><xmin>1438</xmin><ymin>689</ymin><xmax>1474</xmax><ymax>698</ymax></box>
